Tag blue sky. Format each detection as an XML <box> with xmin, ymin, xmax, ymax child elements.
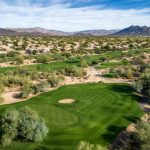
<box><xmin>0</xmin><ymin>0</ymin><xmax>150</xmax><ymax>31</ymax></box>
<box><xmin>4</xmin><ymin>0</ymin><xmax>150</xmax><ymax>9</ymax></box>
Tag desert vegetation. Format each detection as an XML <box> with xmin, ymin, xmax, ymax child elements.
<box><xmin>0</xmin><ymin>36</ymin><xmax>149</xmax><ymax>150</ymax></box>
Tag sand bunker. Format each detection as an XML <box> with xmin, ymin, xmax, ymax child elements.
<box><xmin>58</xmin><ymin>99</ymin><xmax>76</xmax><ymax>104</ymax></box>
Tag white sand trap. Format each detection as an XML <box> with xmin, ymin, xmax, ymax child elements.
<box><xmin>58</xmin><ymin>99</ymin><xmax>76</xmax><ymax>104</ymax></box>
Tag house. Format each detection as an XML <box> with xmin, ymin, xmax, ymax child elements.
<box><xmin>25</xmin><ymin>48</ymin><xmax>33</xmax><ymax>54</ymax></box>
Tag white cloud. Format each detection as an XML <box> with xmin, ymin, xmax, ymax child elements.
<box><xmin>0</xmin><ymin>1</ymin><xmax>150</xmax><ymax>31</ymax></box>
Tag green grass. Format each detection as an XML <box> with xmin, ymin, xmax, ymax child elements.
<box><xmin>0</xmin><ymin>83</ymin><xmax>143</xmax><ymax>150</ymax></box>
<box><xmin>0</xmin><ymin>49</ymin><xmax>145</xmax><ymax>74</ymax></box>
<box><xmin>0</xmin><ymin>54</ymin><xmax>100</xmax><ymax>74</ymax></box>
<box><xmin>0</xmin><ymin>50</ymin><xmax>130</xmax><ymax>74</ymax></box>
<box><xmin>0</xmin><ymin>54</ymin><xmax>104</xmax><ymax>74</ymax></box>
<box><xmin>0</xmin><ymin>48</ymin><xmax>150</xmax><ymax>74</ymax></box>
<box><xmin>96</xmin><ymin>60</ymin><xmax>130</xmax><ymax>69</ymax></box>
<box><xmin>102</xmin><ymin>73</ymin><xmax>117</xmax><ymax>78</ymax></box>
<box><xmin>0</xmin><ymin>60</ymin><xmax>79</xmax><ymax>74</ymax></box>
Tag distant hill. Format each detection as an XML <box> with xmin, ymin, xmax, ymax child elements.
<box><xmin>73</xmin><ymin>32</ymin><xmax>93</xmax><ymax>36</ymax></box>
<box><xmin>0</xmin><ymin>28</ymin><xmax>18</xmax><ymax>35</ymax></box>
<box><xmin>114</xmin><ymin>25</ymin><xmax>150</xmax><ymax>36</ymax></box>
<box><xmin>4</xmin><ymin>27</ymin><xmax>119</xmax><ymax>36</ymax></box>
<box><xmin>77</xmin><ymin>29</ymin><xmax>120</xmax><ymax>36</ymax></box>
<box><xmin>1</xmin><ymin>26</ymin><xmax>150</xmax><ymax>36</ymax></box>
<box><xmin>7</xmin><ymin>27</ymin><xmax>71</xmax><ymax>36</ymax></box>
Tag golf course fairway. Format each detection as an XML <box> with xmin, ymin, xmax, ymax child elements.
<box><xmin>0</xmin><ymin>83</ymin><xmax>143</xmax><ymax>150</ymax></box>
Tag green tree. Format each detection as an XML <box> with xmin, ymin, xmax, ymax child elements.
<box><xmin>0</xmin><ymin>109</ymin><xmax>19</xmax><ymax>146</ymax></box>
<box><xmin>18</xmin><ymin>107</ymin><xmax>48</xmax><ymax>142</ymax></box>
<box><xmin>0</xmin><ymin>107</ymin><xmax>48</xmax><ymax>146</ymax></box>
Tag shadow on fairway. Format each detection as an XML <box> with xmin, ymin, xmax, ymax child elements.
<box><xmin>102</xmin><ymin>115</ymin><xmax>141</xmax><ymax>143</ymax></box>
<box><xmin>108</xmin><ymin>84</ymin><xmax>141</xmax><ymax>101</ymax></box>
<box><xmin>108</xmin><ymin>84</ymin><xmax>133</xmax><ymax>93</ymax></box>
<box><xmin>124</xmin><ymin>116</ymin><xmax>140</xmax><ymax>123</ymax></box>
<box><xmin>34</xmin><ymin>146</ymin><xmax>49</xmax><ymax>150</ymax></box>
<box><xmin>101</xmin><ymin>125</ymin><xmax>125</xmax><ymax>143</ymax></box>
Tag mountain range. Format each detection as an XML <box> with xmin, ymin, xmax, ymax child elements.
<box><xmin>113</xmin><ymin>25</ymin><xmax>150</xmax><ymax>36</ymax></box>
<box><xmin>5</xmin><ymin>27</ymin><xmax>119</xmax><ymax>36</ymax></box>
<box><xmin>0</xmin><ymin>26</ymin><xmax>149</xmax><ymax>36</ymax></box>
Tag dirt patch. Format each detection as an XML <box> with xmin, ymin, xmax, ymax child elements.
<box><xmin>1</xmin><ymin>91</ymin><xmax>22</xmax><ymax>105</ymax></box>
<box><xmin>58</xmin><ymin>99</ymin><xmax>76</xmax><ymax>104</ymax></box>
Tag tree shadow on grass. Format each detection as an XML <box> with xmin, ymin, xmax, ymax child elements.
<box><xmin>108</xmin><ymin>84</ymin><xmax>133</xmax><ymax>93</ymax></box>
<box><xmin>101</xmin><ymin>125</ymin><xmax>125</xmax><ymax>143</ymax></box>
<box><xmin>34</xmin><ymin>146</ymin><xmax>49</xmax><ymax>150</ymax></box>
<box><xmin>108</xmin><ymin>84</ymin><xmax>141</xmax><ymax>102</ymax></box>
<box><xmin>124</xmin><ymin>116</ymin><xmax>140</xmax><ymax>123</ymax></box>
<box><xmin>101</xmin><ymin>116</ymin><xmax>140</xmax><ymax>144</ymax></box>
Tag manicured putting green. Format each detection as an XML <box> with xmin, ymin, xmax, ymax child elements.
<box><xmin>0</xmin><ymin>83</ymin><xmax>143</xmax><ymax>150</ymax></box>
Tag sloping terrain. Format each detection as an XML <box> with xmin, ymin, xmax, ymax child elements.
<box><xmin>3</xmin><ymin>27</ymin><xmax>120</xmax><ymax>36</ymax></box>
<box><xmin>0</xmin><ymin>83</ymin><xmax>143</xmax><ymax>150</ymax></box>
<box><xmin>0</xmin><ymin>28</ymin><xmax>18</xmax><ymax>35</ymax></box>
<box><xmin>114</xmin><ymin>25</ymin><xmax>150</xmax><ymax>36</ymax></box>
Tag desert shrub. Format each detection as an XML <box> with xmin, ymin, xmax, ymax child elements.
<box><xmin>79</xmin><ymin>60</ymin><xmax>88</xmax><ymax>68</ymax></box>
<box><xmin>132</xmin><ymin>80</ymin><xmax>143</xmax><ymax>93</ymax></box>
<box><xmin>14</xmin><ymin>68</ymin><xmax>29</xmax><ymax>75</ymax></box>
<box><xmin>134</xmin><ymin>121</ymin><xmax>150</xmax><ymax>150</ymax></box>
<box><xmin>126</xmin><ymin>68</ymin><xmax>133</xmax><ymax>79</ymax></box>
<box><xmin>62</xmin><ymin>52</ymin><xmax>72</xmax><ymax>58</ymax></box>
<box><xmin>77</xmin><ymin>141</ymin><xmax>106</xmax><ymax>150</ymax></box>
<box><xmin>0</xmin><ymin>82</ymin><xmax>4</xmax><ymax>93</ymax></box>
<box><xmin>1</xmin><ymin>75</ymin><xmax>31</xmax><ymax>87</ymax></box>
<box><xmin>132</xmin><ymin>57</ymin><xmax>144</xmax><ymax>65</ymax></box>
<box><xmin>15</xmin><ymin>56</ymin><xmax>24</xmax><ymax>65</ymax></box>
<box><xmin>33</xmin><ymin>81</ymin><xmax>50</xmax><ymax>94</ymax></box>
<box><xmin>0</xmin><ymin>107</ymin><xmax>48</xmax><ymax>146</ymax></box>
<box><xmin>51</xmin><ymin>53</ymin><xmax>65</xmax><ymax>61</ymax></box>
<box><xmin>102</xmin><ymin>68</ymin><xmax>119</xmax><ymax>78</ymax></box>
<box><xmin>106</xmin><ymin>67</ymin><xmax>134</xmax><ymax>79</ymax></box>
<box><xmin>32</xmin><ymin>50</ymin><xmax>38</xmax><ymax>55</ymax></box>
<box><xmin>20</xmin><ymin>84</ymin><xmax>33</xmax><ymax>98</ymax></box>
<box><xmin>90</xmin><ymin>60</ymin><xmax>99</xmax><ymax>65</ymax></box>
<box><xmin>102</xmin><ymin>73</ymin><xmax>117</xmax><ymax>78</ymax></box>
<box><xmin>99</xmin><ymin>56</ymin><xmax>107</xmax><ymax>62</ymax></box>
<box><xmin>47</xmin><ymin>75</ymin><xmax>61</xmax><ymax>87</ymax></box>
<box><xmin>36</xmin><ymin>54</ymin><xmax>51</xmax><ymax>63</ymax></box>
<box><xmin>132</xmin><ymin>63</ymin><xmax>150</xmax><ymax>97</ymax></box>
<box><xmin>64</xmin><ymin>66</ymin><xmax>87</xmax><ymax>77</ymax></box>
<box><xmin>133</xmin><ymin>75</ymin><xmax>150</xmax><ymax>97</ymax></box>
<box><xmin>14</xmin><ymin>68</ymin><xmax>40</xmax><ymax>81</ymax></box>
<box><xmin>7</xmin><ymin>51</ymin><xmax>18</xmax><ymax>57</ymax></box>
<box><xmin>58</xmin><ymin>74</ymin><xmax>65</xmax><ymax>81</ymax></box>
<box><xmin>0</xmin><ymin>82</ymin><xmax>4</xmax><ymax>103</ymax></box>
<box><xmin>29</xmin><ymin>71</ymin><xmax>40</xmax><ymax>80</ymax></box>
<box><xmin>141</xmin><ymin>75</ymin><xmax>150</xmax><ymax>97</ymax></box>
